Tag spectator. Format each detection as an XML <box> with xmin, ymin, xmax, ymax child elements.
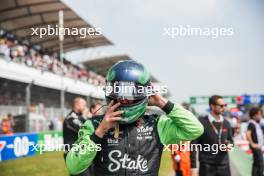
<box><xmin>0</xmin><ymin>38</ymin><xmax>10</xmax><ymax>61</ymax></box>
<box><xmin>246</xmin><ymin>107</ymin><xmax>264</xmax><ymax>176</ymax></box>
<box><xmin>7</xmin><ymin>113</ymin><xmax>14</xmax><ymax>132</ymax></box>
<box><xmin>29</xmin><ymin>102</ymin><xmax>36</xmax><ymax>113</ymax></box>
<box><xmin>48</xmin><ymin>120</ymin><xmax>54</xmax><ymax>131</ymax></box>
<box><xmin>191</xmin><ymin>95</ymin><xmax>233</xmax><ymax>176</ymax></box>
<box><xmin>1</xmin><ymin>115</ymin><xmax>13</xmax><ymax>135</ymax></box>
<box><xmin>171</xmin><ymin>142</ymin><xmax>191</xmax><ymax>176</ymax></box>
<box><xmin>0</xmin><ymin>32</ymin><xmax>106</xmax><ymax>86</ymax></box>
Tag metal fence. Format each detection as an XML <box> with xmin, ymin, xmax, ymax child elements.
<box><xmin>0</xmin><ymin>105</ymin><xmax>70</xmax><ymax>120</ymax></box>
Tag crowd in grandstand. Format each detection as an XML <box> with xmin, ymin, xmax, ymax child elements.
<box><xmin>0</xmin><ymin>29</ymin><xmax>105</xmax><ymax>86</ymax></box>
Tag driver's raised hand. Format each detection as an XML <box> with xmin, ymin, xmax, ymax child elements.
<box><xmin>95</xmin><ymin>100</ymin><xmax>123</xmax><ymax>138</ymax></box>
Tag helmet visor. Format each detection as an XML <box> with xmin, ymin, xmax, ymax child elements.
<box><xmin>105</xmin><ymin>81</ymin><xmax>148</xmax><ymax>100</ymax></box>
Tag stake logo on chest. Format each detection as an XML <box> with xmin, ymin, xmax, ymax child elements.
<box><xmin>108</xmin><ymin>150</ymin><xmax>148</xmax><ymax>172</ymax></box>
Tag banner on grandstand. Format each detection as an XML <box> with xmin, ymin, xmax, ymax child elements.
<box><xmin>0</xmin><ymin>133</ymin><xmax>37</xmax><ymax>162</ymax></box>
<box><xmin>0</xmin><ymin>131</ymin><xmax>62</xmax><ymax>162</ymax></box>
<box><xmin>189</xmin><ymin>96</ymin><xmax>236</xmax><ymax>105</ymax></box>
<box><xmin>190</xmin><ymin>95</ymin><xmax>264</xmax><ymax>105</ymax></box>
<box><xmin>36</xmin><ymin>131</ymin><xmax>63</xmax><ymax>154</ymax></box>
<box><xmin>236</xmin><ymin>95</ymin><xmax>264</xmax><ymax>105</ymax></box>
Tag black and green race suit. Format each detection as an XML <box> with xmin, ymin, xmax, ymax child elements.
<box><xmin>66</xmin><ymin>101</ymin><xmax>204</xmax><ymax>176</ymax></box>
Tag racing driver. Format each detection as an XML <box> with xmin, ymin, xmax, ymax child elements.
<box><xmin>66</xmin><ymin>60</ymin><xmax>204</xmax><ymax>176</ymax></box>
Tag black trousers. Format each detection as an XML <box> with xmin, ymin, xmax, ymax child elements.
<box><xmin>251</xmin><ymin>148</ymin><xmax>264</xmax><ymax>176</ymax></box>
<box><xmin>199</xmin><ymin>162</ymin><xmax>231</xmax><ymax>176</ymax></box>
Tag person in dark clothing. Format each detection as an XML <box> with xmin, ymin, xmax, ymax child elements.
<box><xmin>191</xmin><ymin>95</ymin><xmax>233</xmax><ymax>176</ymax></box>
<box><xmin>63</xmin><ymin>97</ymin><xmax>92</xmax><ymax>176</ymax></box>
<box><xmin>49</xmin><ymin>120</ymin><xmax>54</xmax><ymax>130</ymax></box>
<box><xmin>246</xmin><ymin>107</ymin><xmax>264</xmax><ymax>176</ymax></box>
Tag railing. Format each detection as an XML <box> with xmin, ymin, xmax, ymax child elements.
<box><xmin>0</xmin><ymin>105</ymin><xmax>70</xmax><ymax>119</ymax></box>
<box><xmin>0</xmin><ymin>105</ymin><xmax>27</xmax><ymax>117</ymax></box>
<box><xmin>0</xmin><ymin>57</ymin><xmax>105</xmax><ymax>99</ymax></box>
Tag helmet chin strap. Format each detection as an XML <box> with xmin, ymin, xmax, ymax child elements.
<box><xmin>93</xmin><ymin>104</ymin><xmax>107</xmax><ymax>114</ymax></box>
<box><xmin>114</xmin><ymin>123</ymin><xmax>120</xmax><ymax>139</ymax></box>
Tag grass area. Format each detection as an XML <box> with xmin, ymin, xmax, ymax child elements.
<box><xmin>0</xmin><ymin>152</ymin><xmax>68</xmax><ymax>176</ymax></box>
<box><xmin>0</xmin><ymin>151</ymin><xmax>173</xmax><ymax>176</ymax></box>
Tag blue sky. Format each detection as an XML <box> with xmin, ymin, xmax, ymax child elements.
<box><xmin>63</xmin><ymin>0</ymin><xmax>264</xmax><ymax>103</ymax></box>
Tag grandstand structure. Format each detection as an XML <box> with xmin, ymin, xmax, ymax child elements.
<box><xmin>0</xmin><ymin>0</ymin><xmax>113</xmax><ymax>132</ymax></box>
<box><xmin>82</xmin><ymin>55</ymin><xmax>159</xmax><ymax>82</ymax></box>
<box><xmin>0</xmin><ymin>0</ymin><xmax>112</xmax><ymax>52</ymax></box>
<box><xmin>0</xmin><ymin>0</ymin><xmax>169</xmax><ymax>133</ymax></box>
